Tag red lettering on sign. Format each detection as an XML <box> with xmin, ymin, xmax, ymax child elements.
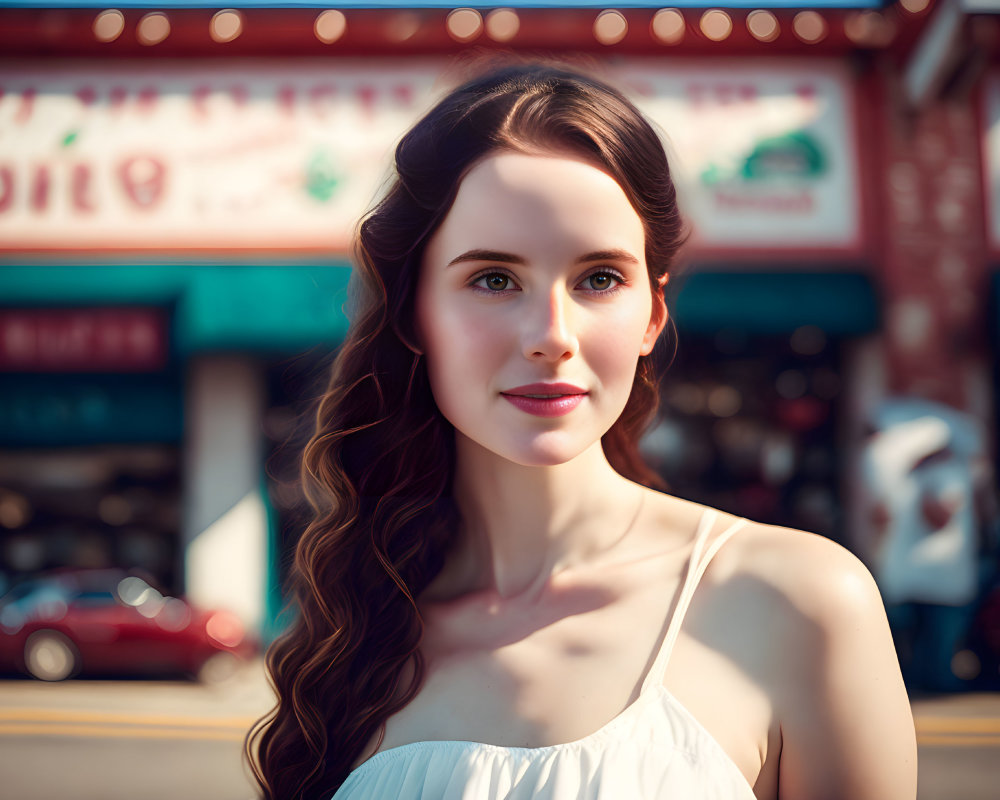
<box><xmin>687</xmin><ymin>84</ymin><xmax>708</xmax><ymax>107</ymax></box>
<box><xmin>0</xmin><ymin>167</ymin><xmax>12</xmax><ymax>213</ymax></box>
<box><xmin>192</xmin><ymin>84</ymin><xmax>211</xmax><ymax>118</ymax></box>
<box><xmin>109</xmin><ymin>85</ymin><xmax>128</xmax><ymax>112</ymax></box>
<box><xmin>713</xmin><ymin>189</ymin><xmax>814</xmax><ymax>213</ymax></box>
<box><xmin>309</xmin><ymin>84</ymin><xmax>337</xmax><ymax>118</ymax></box>
<box><xmin>137</xmin><ymin>86</ymin><xmax>158</xmax><ymax>114</ymax></box>
<box><xmin>119</xmin><ymin>156</ymin><xmax>166</xmax><ymax>209</ymax></box>
<box><xmin>72</xmin><ymin>163</ymin><xmax>95</xmax><ymax>213</ymax></box>
<box><xmin>76</xmin><ymin>86</ymin><xmax>97</xmax><ymax>108</ymax></box>
<box><xmin>277</xmin><ymin>85</ymin><xmax>295</xmax><ymax>116</ymax></box>
<box><xmin>30</xmin><ymin>165</ymin><xmax>50</xmax><ymax>213</ymax></box>
<box><xmin>687</xmin><ymin>83</ymin><xmax>759</xmax><ymax>108</ymax></box>
<box><xmin>391</xmin><ymin>84</ymin><xmax>415</xmax><ymax>106</ymax></box>
<box><xmin>15</xmin><ymin>87</ymin><xmax>36</xmax><ymax>124</ymax></box>
<box><xmin>356</xmin><ymin>84</ymin><xmax>376</xmax><ymax>116</ymax></box>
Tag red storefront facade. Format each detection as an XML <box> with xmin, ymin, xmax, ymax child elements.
<box><xmin>1</xmin><ymin>3</ymin><xmax>999</xmax><ymax>655</ymax></box>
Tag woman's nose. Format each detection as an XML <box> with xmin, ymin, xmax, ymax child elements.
<box><xmin>521</xmin><ymin>288</ymin><xmax>580</xmax><ymax>362</ymax></box>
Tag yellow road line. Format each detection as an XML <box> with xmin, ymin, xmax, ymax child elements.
<box><xmin>0</xmin><ymin>708</ymin><xmax>256</xmax><ymax>729</ymax></box>
<box><xmin>2</xmin><ymin>720</ymin><xmax>998</xmax><ymax>747</ymax></box>
<box><xmin>917</xmin><ymin>734</ymin><xmax>1000</xmax><ymax>747</ymax></box>
<box><xmin>0</xmin><ymin>723</ymin><xmax>245</xmax><ymax>742</ymax></box>
<box><xmin>4</xmin><ymin>709</ymin><xmax>997</xmax><ymax>745</ymax></box>
<box><xmin>915</xmin><ymin>717</ymin><xmax>1000</xmax><ymax>734</ymax></box>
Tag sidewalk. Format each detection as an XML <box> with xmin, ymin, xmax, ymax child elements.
<box><xmin>1</xmin><ymin>663</ymin><xmax>998</xmax><ymax>800</ymax></box>
<box><xmin>0</xmin><ymin>657</ymin><xmax>275</xmax><ymax>715</ymax></box>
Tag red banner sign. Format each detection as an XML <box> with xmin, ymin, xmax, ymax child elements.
<box><xmin>0</xmin><ymin>308</ymin><xmax>168</xmax><ymax>371</ymax></box>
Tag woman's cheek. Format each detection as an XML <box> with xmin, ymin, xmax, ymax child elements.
<box><xmin>427</xmin><ymin>308</ymin><xmax>507</xmax><ymax>385</ymax></box>
<box><xmin>588</xmin><ymin>326</ymin><xmax>644</xmax><ymax>398</ymax></box>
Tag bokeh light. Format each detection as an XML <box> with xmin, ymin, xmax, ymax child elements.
<box><xmin>708</xmin><ymin>385</ymin><xmax>742</xmax><ymax>417</ymax></box>
<box><xmin>92</xmin><ymin>9</ymin><xmax>124</xmax><ymax>43</ymax></box>
<box><xmin>314</xmin><ymin>9</ymin><xmax>347</xmax><ymax>44</ymax></box>
<box><xmin>651</xmin><ymin>8</ymin><xmax>685</xmax><ymax>45</ymax></box>
<box><xmin>136</xmin><ymin>12</ymin><xmax>170</xmax><ymax>46</ymax></box>
<box><xmin>700</xmin><ymin>9</ymin><xmax>732</xmax><ymax>42</ymax></box>
<box><xmin>447</xmin><ymin>8</ymin><xmax>483</xmax><ymax>42</ymax></box>
<box><xmin>485</xmin><ymin>8</ymin><xmax>519</xmax><ymax>42</ymax></box>
<box><xmin>594</xmin><ymin>10</ymin><xmax>628</xmax><ymax>45</ymax></box>
<box><xmin>844</xmin><ymin>11</ymin><xmax>896</xmax><ymax>47</ymax></box>
<box><xmin>0</xmin><ymin>490</ymin><xmax>31</xmax><ymax>528</ymax></box>
<box><xmin>792</xmin><ymin>11</ymin><xmax>827</xmax><ymax>44</ymax></box>
<box><xmin>210</xmin><ymin>9</ymin><xmax>243</xmax><ymax>44</ymax></box>
<box><xmin>747</xmin><ymin>9</ymin><xmax>780</xmax><ymax>43</ymax></box>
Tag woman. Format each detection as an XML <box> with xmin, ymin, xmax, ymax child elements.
<box><xmin>247</xmin><ymin>60</ymin><xmax>917</xmax><ymax>800</ymax></box>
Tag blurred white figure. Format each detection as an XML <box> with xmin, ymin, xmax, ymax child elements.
<box><xmin>861</xmin><ymin>397</ymin><xmax>988</xmax><ymax>690</ymax></box>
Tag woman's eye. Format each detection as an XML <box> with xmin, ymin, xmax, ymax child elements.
<box><xmin>584</xmin><ymin>272</ymin><xmax>621</xmax><ymax>291</ymax></box>
<box><xmin>474</xmin><ymin>272</ymin><xmax>514</xmax><ymax>292</ymax></box>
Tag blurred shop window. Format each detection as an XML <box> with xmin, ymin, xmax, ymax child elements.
<box><xmin>641</xmin><ymin>326</ymin><xmax>843</xmax><ymax>542</ymax></box>
<box><xmin>263</xmin><ymin>350</ymin><xmax>337</xmax><ymax>596</ymax></box>
<box><xmin>0</xmin><ymin>448</ymin><xmax>182</xmax><ymax>597</ymax></box>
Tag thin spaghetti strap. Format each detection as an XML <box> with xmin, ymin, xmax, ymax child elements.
<box><xmin>639</xmin><ymin>510</ymin><xmax>750</xmax><ymax>695</ymax></box>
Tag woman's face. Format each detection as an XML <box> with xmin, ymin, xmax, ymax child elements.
<box><xmin>416</xmin><ymin>150</ymin><xmax>666</xmax><ymax>467</ymax></box>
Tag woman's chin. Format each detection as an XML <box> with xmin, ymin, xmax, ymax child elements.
<box><xmin>457</xmin><ymin>430</ymin><xmax>603</xmax><ymax>469</ymax></box>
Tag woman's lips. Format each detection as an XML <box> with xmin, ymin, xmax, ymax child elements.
<box><xmin>500</xmin><ymin>383</ymin><xmax>587</xmax><ymax>418</ymax></box>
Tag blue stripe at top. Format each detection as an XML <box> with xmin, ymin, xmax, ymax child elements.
<box><xmin>0</xmin><ymin>1</ymin><xmax>890</xmax><ymax>10</ymax></box>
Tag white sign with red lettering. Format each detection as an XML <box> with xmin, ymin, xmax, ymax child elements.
<box><xmin>0</xmin><ymin>61</ymin><xmax>443</xmax><ymax>250</ymax></box>
<box><xmin>617</xmin><ymin>59</ymin><xmax>860</xmax><ymax>252</ymax></box>
<box><xmin>0</xmin><ymin>59</ymin><xmax>860</xmax><ymax>253</ymax></box>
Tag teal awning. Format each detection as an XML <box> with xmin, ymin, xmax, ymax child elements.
<box><xmin>0</xmin><ymin>264</ymin><xmax>352</xmax><ymax>355</ymax></box>
<box><xmin>1</xmin><ymin>265</ymin><xmax>879</xmax><ymax>350</ymax></box>
<box><xmin>671</xmin><ymin>271</ymin><xmax>879</xmax><ymax>336</ymax></box>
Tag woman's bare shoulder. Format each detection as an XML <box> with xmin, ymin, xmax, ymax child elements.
<box><xmin>641</xmin><ymin>491</ymin><xmax>886</xmax><ymax>640</ymax></box>
<box><xmin>710</xmin><ymin>516</ymin><xmax>917</xmax><ymax>800</ymax></box>
<box><xmin>715</xmin><ymin>515</ymin><xmax>885</xmax><ymax>630</ymax></box>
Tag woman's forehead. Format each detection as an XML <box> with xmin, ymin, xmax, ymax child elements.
<box><xmin>427</xmin><ymin>151</ymin><xmax>645</xmax><ymax>264</ymax></box>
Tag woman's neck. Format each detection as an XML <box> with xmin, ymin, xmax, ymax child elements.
<box><xmin>433</xmin><ymin>433</ymin><xmax>646</xmax><ymax>601</ymax></box>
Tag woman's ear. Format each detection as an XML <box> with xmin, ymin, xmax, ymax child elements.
<box><xmin>640</xmin><ymin>284</ymin><xmax>668</xmax><ymax>356</ymax></box>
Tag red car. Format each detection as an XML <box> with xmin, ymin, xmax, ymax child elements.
<box><xmin>0</xmin><ymin>568</ymin><xmax>257</xmax><ymax>681</ymax></box>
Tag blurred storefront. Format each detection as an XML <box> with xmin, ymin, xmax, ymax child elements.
<box><xmin>0</xmin><ymin>267</ymin><xmax>350</xmax><ymax>638</ymax></box>
<box><xmin>1</xmin><ymin>0</ymin><xmax>998</xmax><ymax>646</ymax></box>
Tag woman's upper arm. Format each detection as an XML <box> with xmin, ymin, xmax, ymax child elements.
<box><xmin>772</xmin><ymin>533</ymin><xmax>918</xmax><ymax>800</ymax></box>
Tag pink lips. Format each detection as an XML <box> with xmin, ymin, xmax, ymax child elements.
<box><xmin>500</xmin><ymin>382</ymin><xmax>588</xmax><ymax>417</ymax></box>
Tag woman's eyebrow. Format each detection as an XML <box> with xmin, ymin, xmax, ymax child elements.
<box><xmin>576</xmin><ymin>249</ymin><xmax>640</xmax><ymax>266</ymax></box>
<box><xmin>446</xmin><ymin>249</ymin><xmax>524</xmax><ymax>268</ymax></box>
<box><xmin>445</xmin><ymin>248</ymin><xmax>640</xmax><ymax>268</ymax></box>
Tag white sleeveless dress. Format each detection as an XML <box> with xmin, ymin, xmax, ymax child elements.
<box><xmin>332</xmin><ymin>508</ymin><xmax>758</xmax><ymax>799</ymax></box>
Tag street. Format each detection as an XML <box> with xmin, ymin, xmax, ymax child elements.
<box><xmin>0</xmin><ymin>664</ymin><xmax>269</xmax><ymax>800</ymax></box>
<box><xmin>0</xmin><ymin>663</ymin><xmax>997</xmax><ymax>800</ymax></box>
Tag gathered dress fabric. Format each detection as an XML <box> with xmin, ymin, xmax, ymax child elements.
<box><xmin>332</xmin><ymin>508</ymin><xmax>758</xmax><ymax>800</ymax></box>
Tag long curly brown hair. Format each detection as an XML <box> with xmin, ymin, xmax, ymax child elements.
<box><xmin>245</xmin><ymin>58</ymin><xmax>685</xmax><ymax>800</ymax></box>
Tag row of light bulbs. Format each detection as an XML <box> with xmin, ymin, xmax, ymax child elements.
<box><xmin>92</xmin><ymin>4</ymin><xmax>931</xmax><ymax>48</ymax></box>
